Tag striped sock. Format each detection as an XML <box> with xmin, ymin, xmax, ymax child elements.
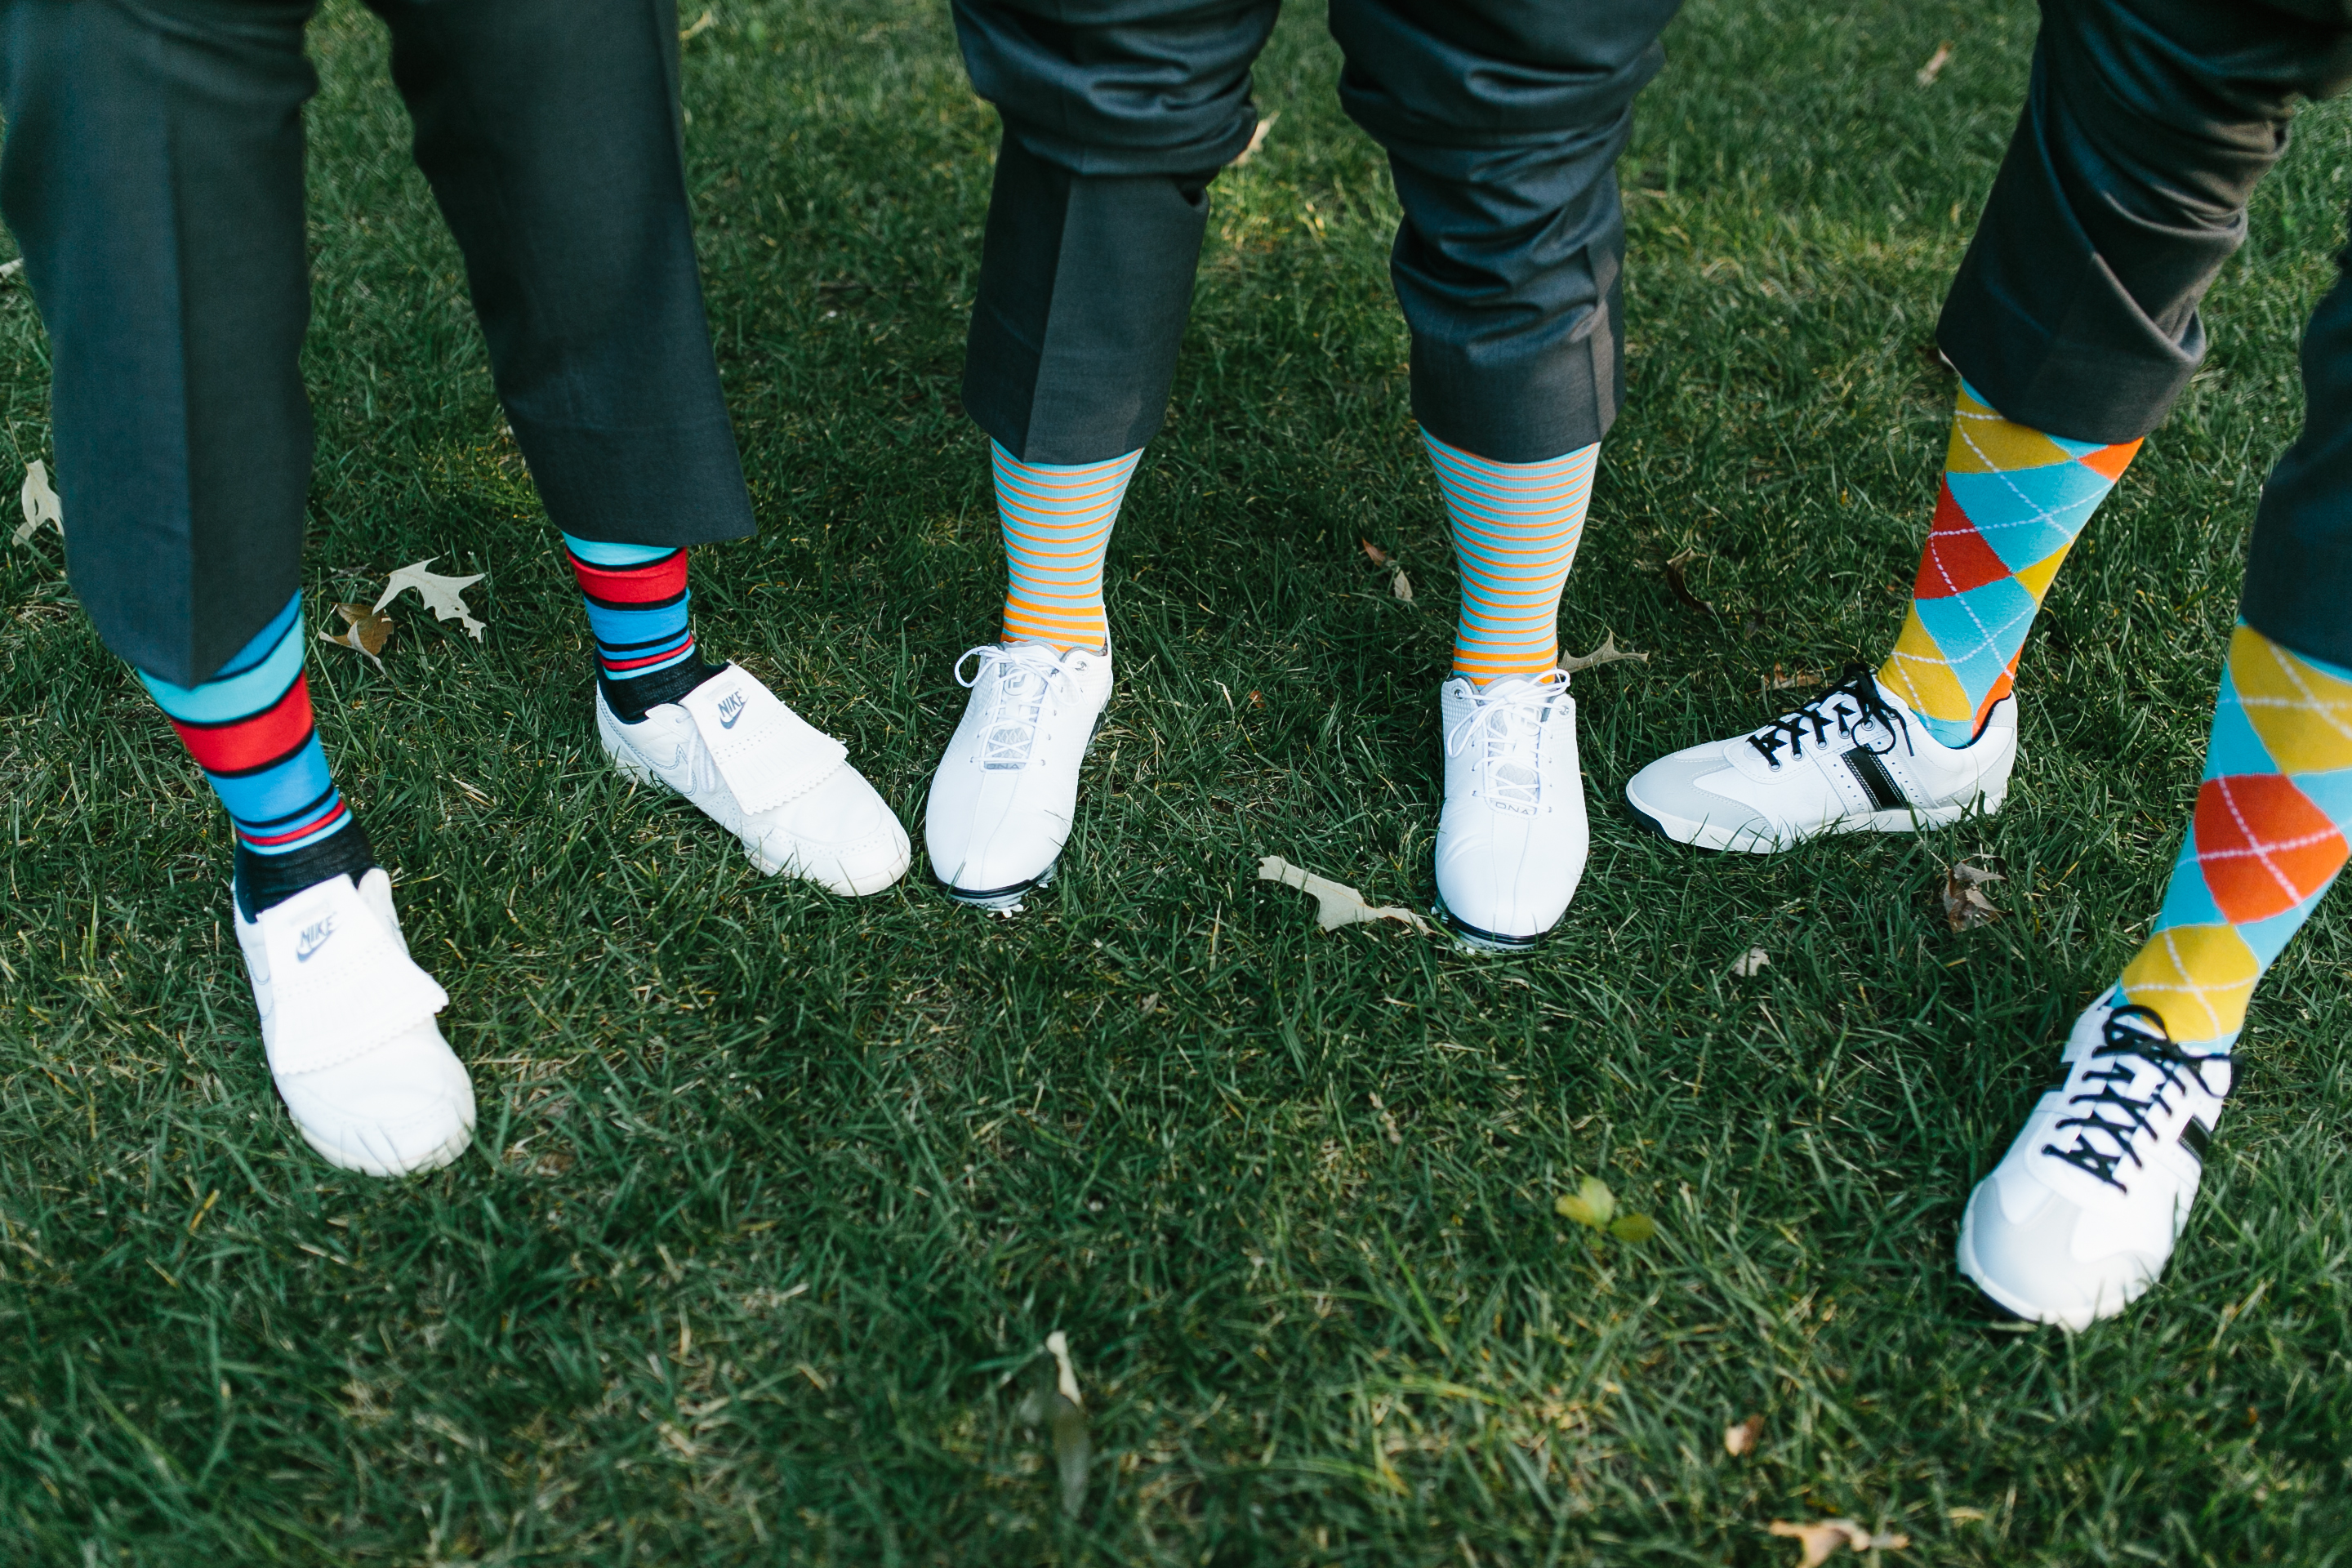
<box><xmin>1426</xmin><ymin>432</ymin><xmax>1597</xmax><ymax>684</ymax></box>
<box><xmin>138</xmin><ymin>593</ymin><xmax>375</xmax><ymax>920</ymax></box>
<box><xmin>1879</xmin><ymin>381</ymin><xmax>2141</xmax><ymax>746</ymax></box>
<box><xmin>2117</xmin><ymin>624</ymin><xmax>2352</xmax><ymax>1053</ymax></box>
<box><xmin>995</xmin><ymin>440</ymin><xmax>1137</xmax><ymax>653</ymax></box>
<box><xmin>564</xmin><ymin>534</ymin><xmax>719</xmax><ymax>722</ymax></box>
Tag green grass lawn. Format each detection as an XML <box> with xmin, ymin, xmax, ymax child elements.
<box><xmin>5</xmin><ymin>0</ymin><xmax>2351</xmax><ymax>1561</ymax></box>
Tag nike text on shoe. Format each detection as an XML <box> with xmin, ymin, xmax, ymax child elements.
<box><xmin>924</xmin><ymin>643</ymin><xmax>1113</xmax><ymax>910</ymax></box>
<box><xmin>1433</xmin><ymin>671</ymin><xmax>1588</xmax><ymax>953</ymax></box>
<box><xmin>1958</xmin><ymin>993</ymin><xmax>2234</xmax><ymax>1330</ymax></box>
<box><xmin>234</xmin><ymin>868</ymin><xmax>475</xmax><ymax>1177</ymax></box>
<box><xmin>1624</xmin><ymin>664</ymin><xmax>2014</xmax><ymax>853</ymax></box>
<box><xmin>597</xmin><ymin>662</ymin><xmax>911</xmax><ymax>897</ymax></box>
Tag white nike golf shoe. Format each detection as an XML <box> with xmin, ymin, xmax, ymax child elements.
<box><xmin>1433</xmin><ymin>671</ymin><xmax>1588</xmax><ymax>952</ymax></box>
<box><xmin>924</xmin><ymin>642</ymin><xmax>1113</xmax><ymax>908</ymax></box>
<box><xmin>1624</xmin><ymin>665</ymin><xmax>2015</xmax><ymax>853</ymax></box>
<box><xmin>1958</xmin><ymin>991</ymin><xmax>2234</xmax><ymax>1330</ymax></box>
<box><xmin>597</xmin><ymin>662</ymin><xmax>911</xmax><ymax>897</ymax></box>
<box><xmin>234</xmin><ymin>868</ymin><xmax>475</xmax><ymax>1177</ymax></box>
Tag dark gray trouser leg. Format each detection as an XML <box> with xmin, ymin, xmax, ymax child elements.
<box><xmin>1936</xmin><ymin>0</ymin><xmax>2352</xmax><ymax>444</ymax></box>
<box><xmin>951</xmin><ymin>0</ymin><xmax>1279</xmax><ymax>464</ymax></box>
<box><xmin>365</xmin><ymin>0</ymin><xmax>753</xmax><ymax>552</ymax></box>
<box><xmin>0</xmin><ymin>0</ymin><xmax>321</xmax><ymax>687</ymax></box>
<box><xmin>2243</xmin><ymin>271</ymin><xmax>2352</xmax><ymax>667</ymax></box>
<box><xmin>1331</xmin><ymin>0</ymin><xmax>1682</xmax><ymax>462</ymax></box>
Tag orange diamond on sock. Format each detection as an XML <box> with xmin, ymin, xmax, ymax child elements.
<box><xmin>2193</xmin><ymin>773</ymin><xmax>2350</xmax><ymax>924</ymax></box>
<box><xmin>1912</xmin><ymin>484</ymin><xmax>2011</xmax><ymax>599</ymax></box>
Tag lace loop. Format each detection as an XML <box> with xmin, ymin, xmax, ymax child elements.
<box><xmin>1446</xmin><ymin>673</ymin><xmax>1569</xmax><ymax>813</ymax></box>
<box><xmin>1747</xmin><ymin>663</ymin><xmax>1908</xmax><ymax>768</ymax></box>
<box><xmin>2042</xmin><ymin>1004</ymin><xmax>2231</xmax><ymax>1191</ymax></box>
<box><xmin>956</xmin><ymin>644</ymin><xmax>1079</xmax><ymax>770</ymax></box>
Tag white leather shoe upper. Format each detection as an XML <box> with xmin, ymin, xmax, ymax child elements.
<box><xmin>597</xmin><ymin>662</ymin><xmax>911</xmax><ymax>897</ymax></box>
<box><xmin>235</xmin><ymin>867</ymin><xmax>474</xmax><ymax>1178</ymax></box>
<box><xmin>1624</xmin><ymin>667</ymin><xmax>2016</xmax><ymax>853</ymax></box>
<box><xmin>1957</xmin><ymin>990</ymin><xmax>2232</xmax><ymax>1330</ymax></box>
<box><xmin>924</xmin><ymin>642</ymin><xmax>1112</xmax><ymax>903</ymax></box>
<box><xmin>1434</xmin><ymin>671</ymin><xmax>1588</xmax><ymax>949</ymax></box>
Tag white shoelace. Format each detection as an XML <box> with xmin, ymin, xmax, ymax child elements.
<box><xmin>1445</xmin><ymin>672</ymin><xmax>1568</xmax><ymax>812</ymax></box>
<box><xmin>956</xmin><ymin>644</ymin><xmax>1078</xmax><ymax>769</ymax></box>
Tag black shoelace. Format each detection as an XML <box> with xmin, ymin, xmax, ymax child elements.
<box><xmin>2042</xmin><ymin>1004</ymin><xmax>2231</xmax><ymax>1191</ymax></box>
<box><xmin>1748</xmin><ymin>663</ymin><xmax>1908</xmax><ymax>768</ymax></box>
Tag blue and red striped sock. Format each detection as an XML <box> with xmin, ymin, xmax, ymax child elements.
<box><xmin>138</xmin><ymin>593</ymin><xmax>375</xmax><ymax>919</ymax></box>
<box><xmin>564</xmin><ymin>534</ymin><xmax>721</xmax><ymax>721</ymax></box>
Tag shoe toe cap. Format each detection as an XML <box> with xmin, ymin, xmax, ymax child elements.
<box><xmin>277</xmin><ymin>1022</ymin><xmax>477</xmax><ymax>1178</ymax></box>
<box><xmin>1959</xmin><ymin>1178</ymin><xmax>2163</xmax><ymax>1329</ymax></box>
<box><xmin>754</xmin><ymin>767</ymin><xmax>913</xmax><ymax>895</ymax></box>
<box><xmin>1433</xmin><ymin>816</ymin><xmax>1583</xmax><ymax>944</ymax></box>
<box><xmin>1624</xmin><ymin>752</ymin><xmax>1773</xmax><ymax>847</ymax></box>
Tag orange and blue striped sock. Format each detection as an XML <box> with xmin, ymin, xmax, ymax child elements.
<box><xmin>1878</xmin><ymin>382</ymin><xmax>2140</xmax><ymax>746</ymax></box>
<box><xmin>994</xmin><ymin>441</ymin><xmax>1138</xmax><ymax>653</ymax></box>
<box><xmin>564</xmin><ymin>534</ymin><xmax>719</xmax><ymax>720</ymax></box>
<box><xmin>137</xmin><ymin>593</ymin><xmax>375</xmax><ymax>918</ymax></box>
<box><xmin>1426</xmin><ymin>432</ymin><xmax>1597</xmax><ymax>684</ymax></box>
<box><xmin>2116</xmin><ymin>625</ymin><xmax>2352</xmax><ymax>1054</ymax></box>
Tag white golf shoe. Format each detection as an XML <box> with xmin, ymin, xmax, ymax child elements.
<box><xmin>234</xmin><ymin>868</ymin><xmax>474</xmax><ymax>1177</ymax></box>
<box><xmin>924</xmin><ymin>642</ymin><xmax>1113</xmax><ymax>908</ymax></box>
<box><xmin>1433</xmin><ymin>670</ymin><xmax>1588</xmax><ymax>952</ymax></box>
<box><xmin>597</xmin><ymin>662</ymin><xmax>911</xmax><ymax>897</ymax></box>
<box><xmin>1958</xmin><ymin>991</ymin><xmax>2234</xmax><ymax>1329</ymax></box>
<box><xmin>1624</xmin><ymin>665</ymin><xmax>2015</xmax><ymax>853</ymax></box>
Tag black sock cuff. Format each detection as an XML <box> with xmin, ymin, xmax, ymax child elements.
<box><xmin>234</xmin><ymin>816</ymin><xmax>377</xmax><ymax>921</ymax></box>
<box><xmin>600</xmin><ymin>653</ymin><xmax>725</xmax><ymax>723</ymax></box>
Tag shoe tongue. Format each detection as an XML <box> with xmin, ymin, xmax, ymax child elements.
<box><xmin>256</xmin><ymin>874</ymin><xmax>448</xmax><ymax>1076</ymax></box>
<box><xmin>679</xmin><ymin>664</ymin><xmax>848</xmax><ymax>815</ymax></box>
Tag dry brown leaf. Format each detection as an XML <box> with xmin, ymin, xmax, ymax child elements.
<box><xmin>1916</xmin><ymin>42</ymin><xmax>1954</xmax><ymax>87</ymax></box>
<box><xmin>1664</xmin><ymin>546</ymin><xmax>1714</xmax><ymax>615</ymax></box>
<box><xmin>1729</xmin><ymin>947</ymin><xmax>1771</xmax><ymax>978</ymax></box>
<box><xmin>1724</xmin><ymin>1413</ymin><xmax>1766</xmax><ymax>1456</ymax></box>
<box><xmin>1559</xmin><ymin>632</ymin><xmax>1649</xmax><ymax>674</ymax></box>
<box><xmin>376</xmin><ymin>558</ymin><xmax>487</xmax><ymax>640</ymax></box>
<box><xmin>320</xmin><ymin>603</ymin><xmax>394</xmax><ymax>671</ymax></box>
<box><xmin>1762</xmin><ymin>663</ymin><xmax>1824</xmax><ymax>694</ymax></box>
<box><xmin>1359</xmin><ymin>537</ymin><xmax>1391</xmax><ymax>567</ymax></box>
<box><xmin>1257</xmin><ymin>855</ymin><xmax>1432</xmax><ymax>934</ymax></box>
<box><xmin>1941</xmin><ymin>859</ymin><xmax>2003</xmax><ymax>932</ymax></box>
<box><xmin>1229</xmin><ymin>109</ymin><xmax>1281</xmax><ymax>167</ymax></box>
<box><xmin>15</xmin><ymin>460</ymin><xmax>60</xmax><ymax>546</ymax></box>
<box><xmin>1767</xmin><ymin>1519</ymin><xmax>1910</xmax><ymax>1566</ymax></box>
<box><xmin>1391</xmin><ymin>568</ymin><xmax>1414</xmax><ymax>602</ymax></box>
<box><xmin>678</xmin><ymin>7</ymin><xmax>716</xmax><ymax>41</ymax></box>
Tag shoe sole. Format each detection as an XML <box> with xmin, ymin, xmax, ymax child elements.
<box><xmin>1432</xmin><ymin>895</ymin><xmax>1546</xmax><ymax>956</ymax></box>
<box><xmin>938</xmin><ymin>859</ymin><xmax>1056</xmax><ymax>912</ymax></box>
<box><xmin>1624</xmin><ymin>786</ymin><xmax>2003</xmax><ymax>854</ymax></box>
<box><xmin>296</xmin><ymin>1117</ymin><xmax>474</xmax><ymax>1179</ymax></box>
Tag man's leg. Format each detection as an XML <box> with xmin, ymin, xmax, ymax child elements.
<box><xmin>366</xmin><ymin>0</ymin><xmax>911</xmax><ymax>898</ymax></box>
<box><xmin>1625</xmin><ymin>0</ymin><xmax>2352</xmax><ymax>858</ymax></box>
<box><xmin>0</xmin><ymin>0</ymin><xmax>470</xmax><ymax>1177</ymax></box>
<box><xmin>1324</xmin><ymin>0</ymin><xmax>1680</xmax><ymax>950</ymax></box>
<box><xmin>924</xmin><ymin>0</ymin><xmax>1279</xmax><ymax>907</ymax></box>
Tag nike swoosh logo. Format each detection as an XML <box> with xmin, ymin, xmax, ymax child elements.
<box><xmin>720</xmin><ymin>710</ymin><xmax>744</xmax><ymax>728</ymax></box>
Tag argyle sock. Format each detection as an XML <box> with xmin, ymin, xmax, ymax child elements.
<box><xmin>137</xmin><ymin>593</ymin><xmax>376</xmax><ymax>920</ymax></box>
<box><xmin>1878</xmin><ymin>381</ymin><xmax>2141</xmax><ymax>746</ymax></box>
<box><xmin>995</xmin><ymin>440</ymin><xmax>1138</xmax><ymax>653</ymax></box>
<box><xmin>2114</xmin><ymin>625</ymin><xmax>2352</xmax><ymax>1052</ymax></box>
<box><xmin>1426</xmin><ymin>433</ymin><xmax>1597</xmax><ymax>684</ymax></box>
<box><xmin>564</xmin><ymin>534</ymin><xmax>722</xmax><ymax>722</ymax></box>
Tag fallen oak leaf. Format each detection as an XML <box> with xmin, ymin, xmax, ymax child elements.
<box><xmin>1558</xmin><ymin>631</ymin><xmax>1648</xmax><ymax>675</ymax></box>
<box><xmin>320</xmin><ymin>603</ymin><xmax>394</xmax><ymax>671</ymax></box>
<box><xmin>1762</xmin><ymin>663</ymin><xmax>1824</xmax><ymax>694</ymax></box>
<box><xmin>1768</xmin><ymin>1519</ymin><xmax>1910</xmax><ymax>1566</ymax></box>
<box><xmin>1359</xmin><ymin>537</ymin><xmax>1391</xmax><ymax>567</ymax></box>
<box><xmin>375</xmin><ymin>557</ymin><xmax>487</xmax><ymax>641</ymax></box>
<box><xmin>15</xmin><ymin>459</ymin><xmax>61</xmax><ymax>546</ymax></box>
<box><xmin>1942</xmin><ymin>858</ymin><xmax>2003</xmax><ymax>932</ymax></box>
<box><xmin>678</xmin><ymin>6</ymin><xmax>716</xmax><ymax>41</ymax></box>
<box><xmin>1257</xmin><ymin>855</ymin><xmax>1432</xmax><ymax>934</ymax></box>
<box><xmin>1391</xmin><ymin>568</ymin><xmax>1414</xmax><ymax>602</ymax></box>
<box><xmin>1229</xmin><ymin>109</ymin><xmax>1280</xmax><ymax>167</ymax></box>
<box><xmin>1724</xmin><ymin>1413</ymin><xmax>1766</xmax><ymax>1457</ymax></box>
<box><xmin>1728</xmin><ymin>947</ymin><xmax>1771</xmax><ymax>978</ymax></box>
<box><xmin>1664</xmin><ymin>546</ymin><xmax>1714</xmax><ymax>616</ymax></box>
<box><xmin>1916</xmin><ymin>42</ymin><xmax>1954</xmax><ymax>87</ymax></box>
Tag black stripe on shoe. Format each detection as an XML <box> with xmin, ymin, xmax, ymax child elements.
<box><xmin>1842</xmin><ymin>746</ymin><xmax>1909</xmax><ymax>812</ymax></box>
<box><xmin>2180</xmin><ymin>1116</ymin><xmax>2213</xmax><ymax>1166</ymax></box>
